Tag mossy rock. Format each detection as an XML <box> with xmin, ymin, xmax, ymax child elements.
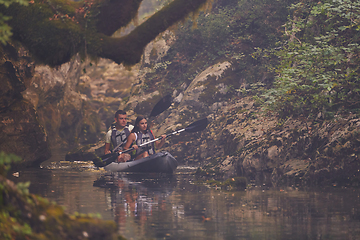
<box><xmin>0</xmin><ymin>174</ymin><xmax>125</xmax><ymax>240</ymax></box>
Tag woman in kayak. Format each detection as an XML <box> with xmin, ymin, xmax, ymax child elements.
<box><xmin>123</xmin><ymin>115</ymin><xmax>166</xmax><ymax>160</ymax></box>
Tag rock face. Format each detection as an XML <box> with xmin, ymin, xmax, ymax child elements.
<box><xmin>22</xmin><ymin>56</ymin><xmax>139</xmax><ymax>147</ymax></box>
<box><xmin>121</xmin><ymin>42</ymin><xmax>360</xmax><ymax>187</ymax></box>
<box><xmin>0</xmin><ymin>44</ymin><xmax>50</xmax><ymax>167</ymax></box>
<box><xmin>1</xmin><ymin>24</ymin><xmax>358</xmax><ymax>187</ymax></box>
<box><xmin>59</xmin><ymin>33</ymin><xmax>359</xmax><ymax>187</ymax></box>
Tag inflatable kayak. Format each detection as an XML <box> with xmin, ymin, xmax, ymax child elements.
<box><xmin>103</xmin><ymin>151</ymin><xmax>178</xmax><ymax>174</ymax></box>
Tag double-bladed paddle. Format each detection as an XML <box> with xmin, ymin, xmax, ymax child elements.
<box><xmin>110</xmin><ymin>94</ymin><xmax>172</xmax><ymax>153</ymax></box>
<box><xmin>93</xmin><ymin>94</ymin><xmax>171</xmax><ymax>166</ymax></box>
<box><xmin>149</xmin><ymin>94</ymin><xmax>172</xmax><ymax>118</ymax></box>
<box><xmin>93</xmin><ymin>117</ymin><xmax>208</xmax><ymax>167</ymax></box>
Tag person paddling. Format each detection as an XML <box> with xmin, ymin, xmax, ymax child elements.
<box><xmin>123</xmin><ymin>115</ymin><xmax>166</xmax><ymax>161</ymax></box>
<box><xmin>104</xmin><ymin>110</ymin><xmax>134</xmax><ymax>162</ymax></box>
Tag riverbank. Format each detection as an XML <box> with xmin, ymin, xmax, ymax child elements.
<box><xmin>183</xmin><ymin>97</ymin><xmax>360</xmax><ymax>187</ymax></box>
<box><xmin>66</xmin><ymin>94</ymin><xmax>360</xmax><ymax>188</ymax></box>
<box><xmin>0</xmin><ymin>152</ymin><xmax>125</xmax><ymax>240</ymax></box>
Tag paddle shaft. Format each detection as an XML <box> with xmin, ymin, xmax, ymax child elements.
<box><xmin>110</xmin><ymin>94</ymin><xmax>172</xmax><ymax>153</ymax></box>
<box><xmin>95</xmin><ymin>117</ymin><xmax>207</xmax><ymax>167</ymax></box>
<box><xmin>112</xmin><ymin>129</ymin><xmax>129</xmax><ymax>153</ymax></box>
<box><xmin>112</xmin><ymin>117</ymin><xmax>208</xmax><ymax>157</ymax></box>
<box><xmin>115</xmin><ymin>128</ymin><xmax>186</xmax><ymax>156</ymax></box>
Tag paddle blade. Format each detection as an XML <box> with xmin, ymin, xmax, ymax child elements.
<box><xmin>92</xmin><ymin>152</ymin><xmax>118</xmax><ymax>167</ymax></box>
<box><xmin>149</xmin><ymin>94</ymin><xmax>172</xmax><ymax>117</ymax></box>
<box><xmin>185</xmin><ymin>118</ymin><xmax>208</xmax><ymax>132</ymax></box>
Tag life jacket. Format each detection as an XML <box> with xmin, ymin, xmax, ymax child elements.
<box><xmin>134</xmin><ymin>130</ymin><xmax>155</xmax><ymax>157</ymax></box>
<box><xmin>111</xmin><ymin>124</ymin><xmax>131</xmax><ymax>152</ymax></box>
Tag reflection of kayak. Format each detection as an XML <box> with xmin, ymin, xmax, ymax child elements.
<box><xmin>103</xmin><ymin>151</ymin><xmax>178</xmax><ymax>174</ymax></box>
<box><xmin>93</xmin><ymin>172</ymin><xmax>178</xmax><ymax>191</ymax></box>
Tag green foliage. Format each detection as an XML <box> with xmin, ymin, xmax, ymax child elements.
<box><xmin>5</xmin><ymin>0</ymin><xmax>87</xmax><ymax>66</ymax></box>
<box><xmin>0</xmin><ymin>152</ymin><xmax>33</xmax><ymax>240</ymax></box>
<box><xmin>0</xmin><ymin>151</ymin><xmax>21</xmax><ymax>176</ymax></box>
<box><xmin>154</xmin><ymin>60</ymin><xmax>171</xmax><ymax>70</ymax></box>
<box><xmin>0</xmin><ymin>151</ymin><xmax>121</xmax><ymax>239</ymax></box>
<box><xmin>16</xmin><ymin>181</ymin><xmax>30</xmax><ymax>195</ymax></box>
<box><xmin>0</xmin><ymin>13</ymin><xmax>12</xmax><ymax>44</ymax></box>
<box><xmin>143</xmin><ymin>0</ymin><xmax>292</xmax><ymax>98</ymax></box>
<box><xmin>263</xmin><ymin>0</ymin><xmax>360</xmax><ymax>119</ymax></box>
<box><xmin>0</xmin><ymin>0</ymin><xmax>27</xmax><ymax>44</ymax></box>
<box><xmin>0</xmin><ymin>0</ymin><xmax>28</xmax><ymax>7</ymax></box>
<box><xmin>2</xmin><ymin>0</ymin><xmax>210</xmax><ymax>66</ymax></box>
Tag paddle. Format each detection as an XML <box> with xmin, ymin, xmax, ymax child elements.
<box><xmin>93</xmin><ymin>94</ymin><xmax>172</xmax><ymax>166</ymax></box>
<box><xmin>93</xmin><ymin>117</ymin><xmax>208</xmax><ymax>167</ymax></box>
<box><xmin>149</xmin><ymin>94</ymin><xmax>172</xmax><ymax>118</ymax></box>
<box><xmin>110</xmin><ymin>94</ymin><xmax>172</xmax><ymax>153</ymax></box>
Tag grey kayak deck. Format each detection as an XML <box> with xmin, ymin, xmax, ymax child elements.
<box><xmin>103</xmin><ymin>151</ymin><xmax>178</xmax><ymax>174</ymax></box>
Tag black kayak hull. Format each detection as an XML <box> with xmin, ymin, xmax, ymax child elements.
<box><xmin>103</xmin><ymin>151</ymin><xmax>178</xmax><ymax>174</ymax></box>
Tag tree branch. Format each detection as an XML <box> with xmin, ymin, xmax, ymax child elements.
<box><xmin>2</xmin><ymin>0</ymin><xmax>209</xmax><ymax>66</ymax></box>
<box><xmin>95</xmin><ymin>0</ymin><xmax>143</xmax><ymax>36</ymax></box>
<box><xmin>98</xmin><ymin>0</ymin><xmax>209</xmax><ymax>65</ymax></box>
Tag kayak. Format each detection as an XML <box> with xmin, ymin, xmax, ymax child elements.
<box><xmin>103</xmin><ymin>151</ymin><xmax>178</xmax><ymax>174</ymax></box>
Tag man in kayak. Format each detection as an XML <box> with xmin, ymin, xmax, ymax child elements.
<box><xmin>123</xmin><ymin>115</ymin><xmax>166</xmax><ymax>160</ymax></box>
<box><xmin>104</xmin><ymin>110</ymin><xmax>134</xmax><ymax>162</ymax></box>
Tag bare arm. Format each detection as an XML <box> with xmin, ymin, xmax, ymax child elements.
<box><xmin>117</xmin><ymin>133</ymin><xmax>137</xmax><ymax>163</ymax></box>
<box><xmin>104</xmin><ymin>143</ymin><xmax>111</xmax><ymax>155</ymax></box>
<box><xmin>155</xmin><ymin>134</ymin><xmax>166</xmax><ymax>149</ymax></box>
<box><xmin>123</xmin><ymin>133</ymin><xmax>138</xmax><ymax>150</ymax></box>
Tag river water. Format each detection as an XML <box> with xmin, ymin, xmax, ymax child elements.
<box><xmin>11</xmin><ymin>149</ymin><xmax>360</xmax><ymax>240</ymax></box>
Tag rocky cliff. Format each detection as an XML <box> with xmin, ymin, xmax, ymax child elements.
<box><xmin>22</xmin><ymin>56</ymin><xmax>138</xmax><ymax>147</ymax></box>
<box><xmin>56</xmin><ymin>29</ymin><xmax>359</xmax><ymax>187</ymax></box>
<box><xmin>138</xmin><ymin>57</ymin><xmax>360</xmax><ymax>187</ymax></box>
<box><xmin>0</xmin><ymin>44</ymin><xmax>50</xmax><ymax>168</ymax></box>
<box><xmin>1</xmin><ymin>13</ymin><xmax>359</xmax><ymax>187</ymax></box>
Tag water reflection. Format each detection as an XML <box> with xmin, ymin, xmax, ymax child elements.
<box><xmin>93</xmin><ymin>173</ymin><xmax>177</xmax><ymax>239</ymax></box>
<box><xmin>11</xmin><ymin>166</ymin><xmax>360</xmax><ymax>240</ymax></box>
<box><xmin>93</xmin><ymin>173</ymin><xmax>360</xmax><ymax>240</ymax></box>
